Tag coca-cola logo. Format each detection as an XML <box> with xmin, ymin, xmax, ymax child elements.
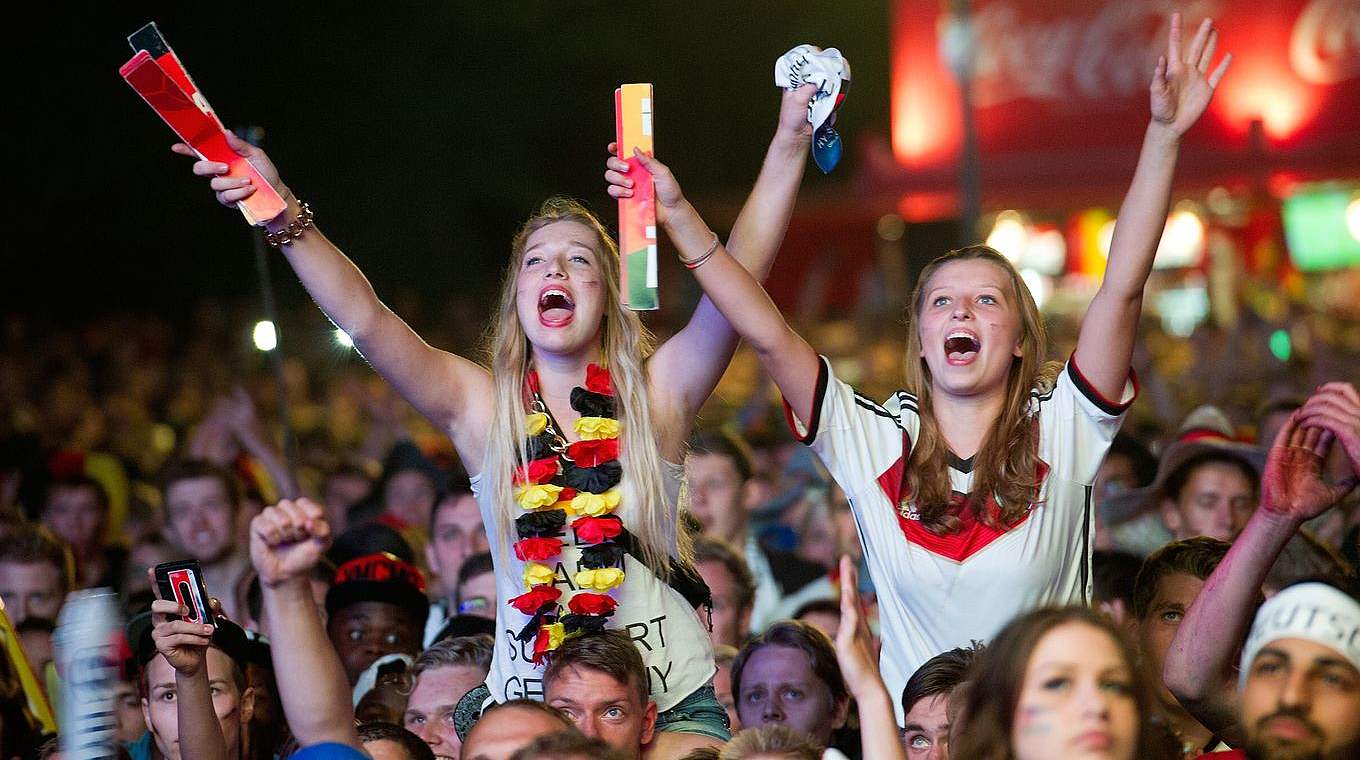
<box><xmin>965</xmin><ymin>0</ymin><xmax>1220</xmax><ymax>107</ymax></box>
<box><xmin>1291</xmin><ymin>0</ymin><xmax>1360</xmax><ymax>84</ymax></box>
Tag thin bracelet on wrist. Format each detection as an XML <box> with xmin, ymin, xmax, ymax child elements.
<box><xmin>264</xmin><ymin>202</ymin><xmax>314</xmax><ymax>248</ymax></box>
<box><xmin>679</xmin><ymin>231</ymin><xmax>720</xmax><ymax>270</ymax></box>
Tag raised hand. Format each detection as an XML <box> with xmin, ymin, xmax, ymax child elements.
<box><xmin>1296</xmin><ymin>382</ymin><xmax>1360</xmax><ymax>486</ymax></box>
<box><xmin>1150</xmin><ymin>13</ymin><xmax>1232</xmax><ymax>136</ymax></box>
<box><xmin>148</xmin><ymin>576</ymin><xmax>221</xmax><ymax>677</ymax></box>
<box><xmin>834</xmin><ymin>555</ymin><xmax>880</xmax><ymax>697</ymax></box>
<box><xmin>219</xmin><ymin>386</ymin><xmax>268</xmax><ymax>442</ymax></box>
<box><xmin>1261</xmin><ymin>402</ymin><xmax>1356</xmax><ymax>523</ymax></box>
<box><xmin>250</xmin><ymin>499</ymin><xmax>331</xmax><ymax>587</ymax></box>
<box><xmin>775</xmin><ymin>83</ymin><xmax>818</xmax><ymax>146</ymax></box>
<box><xmin>604</xmin><ymin>144</ymin><xmax>688</xmax><ymax>227</ymax></box>
<box><xmin>172</xmin><ymin>131</ymin><xmax>290</xmax><ymax>215</ymax></box>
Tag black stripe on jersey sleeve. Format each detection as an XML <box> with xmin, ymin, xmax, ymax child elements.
<box><xmin>788</xmin><ymin>356</ymin><xmax>830</xmax><ymax>445</ymax></box>
<box><xmin>1065</xmin><ymin>356</ymin><xmax>1135</xmax><ymax>416</ymax></box>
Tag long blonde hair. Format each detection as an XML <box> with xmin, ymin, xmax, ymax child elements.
<box><xmin>482</xmin><ymin>197</ymin><xmax>686</xmax><ymax>581</ymax></box>
<box><xmin>902</xmin><ymin>245</ymin><xmax>1061</xmax><ymax>534</ymax></box>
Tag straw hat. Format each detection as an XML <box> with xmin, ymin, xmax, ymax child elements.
<box><xmin>1102</xmin><ymin>405</ymin><xmax>1265</xmax><ymax>525</ymax></box>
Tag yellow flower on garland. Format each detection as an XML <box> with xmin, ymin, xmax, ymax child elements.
<box><xmin>525</xmin><ymin>412</ymin><xmax>548</xmax><ymax>437</ymax></box>
<box><xmin>516</xmin><ymin>483</ymin><xmax>563</xmax><ymax>511</ymax></box>
<box><xmin>568</xmin><ymin>488</ymin><xmax>621</xmax><ymax>517</ymax></box>
<box><xmin>574</xmin><ymin>417</ymin><xmax>620</xmax><ymax>441</ymax></box>
<box><xmin>523</xmin><ymin>562</ymin><xmax>558</xmax><ymax>589</ymax></box>
<box><xmin>575</xmin><ymin>567</ymin><xmax>625</xmax><ymax>591</ymax></box>
<box><xmin>541</xmin><ymin>621</ymin><xmax>565</xmax><ymax>650</ymax></box>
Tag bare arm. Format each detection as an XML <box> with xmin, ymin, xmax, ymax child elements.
<box><xmin>174</xmin><ymin>136</ymin><xmax>492</xmax><ymax>466</ymax></box>
<box><xmin>251</xmin><ymin>499</ymin><xmax>361</xmax><ymax>750</ymax></box>
<box><xmin>620</xmin><ymin>151</ymin><xmax>821</xmax><ymax>430</ymax></box>
<box><xmin>1074</xmin><ymin>14</ymin><xmax>1230</xmax><ymax>398</ymax></box>
<box><xmin>630</xmin><ymin>87</ymin><xmax>815</xmax><ymax>448</ymax></box>
<box><xmin>1164</xmin><ymin>388</ymin><xmax>1359</xmax><ymax>740</ymax></box>
<box><xmin>220</xmin><ymin>387</ymin><xmax>300</xmax><ymax>500</ymax></box>
<box><xmin>149</xmin><ymin>597</ymin><xmax>230</xmax><ymax>760</ymax></box>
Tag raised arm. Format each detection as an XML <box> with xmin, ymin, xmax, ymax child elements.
<box><xmin>219</xmin><ymin>387</ymin><xmax>300</xmax><ymax>500</ymax></box>
<box><xmin>147</xmin><ymin>593</ymin><xmax>232</xmax><ymax>760</ymax></box>
<box><xmin>1073</xmin><ymin>13</ymin><xmax>1230</xmax><ymax>398</ymax></box>
<box><xmin>1163</xmin><ymin>386</ymin><xmax>1359</xmax><ymax>740</ymax></box>
<box><xmin>608</xmin><ymin>86</ymin><xmax>816</xmax><ymax>446</ymax></box>
<box><xmin>836</xmin><ymin>556</ymin><xmax>907</xmax><ymax>760</ymax></box>
<box><xmin>174</xmin><ymin>136</ymin><xmax>492</xmax><ymax>466</ymax></box>
<box><xmin>250</xmin><ymin>498</ymin><xmax>361</xmax><ymax>751</ymax></box>
<box><xmin>614</xmin><ymin>150</ymin><xmax>821</xmax><ymax>428</ymax></box>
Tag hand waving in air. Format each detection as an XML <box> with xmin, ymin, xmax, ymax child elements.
<box><xmin>835</xmin><ymin>555</ymin><xmax>880</xmax><ymax>697</ymax></box>
<box><xmin>1261</xmin><ymin>384</ymin><xmax>1360</xmax><ymax>524</ymax></box>
<box><xmin>250</xmin><ymin>498</ymin><xmax>331</xmax><ymax>588</ymax></box>
<box><xmin>1151</xmin><ymin>13</ymin><xmax>1233</xmax><ymax>136</ymax></box>
<box><xmin>834</xmin><ymin>555</ymin><xmax>907</xmax><ymax>760</ymax></box>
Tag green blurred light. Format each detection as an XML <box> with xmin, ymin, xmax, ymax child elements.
<box><xmin>1269</xmin><ymin>329</ymin><xmax>1291</xmax><ymax>362</ymax></box>
<box><xmin>1281</xmin><ymin>185</ymin><xmax>1360</xmax><ymax>272</ymax></box>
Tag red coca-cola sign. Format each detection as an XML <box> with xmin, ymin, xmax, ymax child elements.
<box><xmin>883</xmin><ymin>0</ymin><xmax>1360</xmax><ymax>212</ymax></box>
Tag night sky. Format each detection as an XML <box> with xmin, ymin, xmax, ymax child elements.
<box><xmin>13</xmin><ymin>2</ymin><xmax>890</xmax><ymax>318</ymax></box>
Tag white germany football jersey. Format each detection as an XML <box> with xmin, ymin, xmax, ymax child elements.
<box><xmin>784</xmin><ymin>355</ymin><xmax>1136</xmax><ymax>724</ymax></box>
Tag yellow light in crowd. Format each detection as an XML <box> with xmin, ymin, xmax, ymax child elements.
<box><xmin>1097</xmin><ymin>218</ymin><xmax>1117</xmax><ymax>259</ymax></box>
<box><xmin>335</xmin><ymin>328</ymin><xmax>354</xmax><ymax>348</ymax></box>
<box><xmin>1347</xmin><ymin>195</ymin><xmax>1360</xmax><ymax>243</ymax></box>
<box><xmin>253</xmin><ymin>320</ymin><xmax>278</xmax><ymax>352</ymax></box>
<box><xmin>1155</xmin><ymin>204</ymin><xmax>1207</xmax><ymax>269</ymax></box>
<box><xmin>1026</xmin><ymin>229</ymin><xmax>1067</xmax><ymax>275</ymax></box>
<box><xmin>986</xmin><ymin>211</ymin><xmax>1029</xmax><ymax>263</ymax></box>
<box><xmin>1020</xmin><ymin>268</ymin><xmax>1049</xmax><ymax>310</ymax></box>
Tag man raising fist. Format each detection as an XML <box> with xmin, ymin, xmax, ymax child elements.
<box><xmin>251</xmin><ymin>499</ymin><xmax>365</xmax><ymax>758</ymax></box>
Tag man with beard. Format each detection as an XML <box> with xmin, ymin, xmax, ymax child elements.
<box><xmin>1168</xmin><ymin>383</ymin><xmax>1360</xmax><ymax>759</ymax></box>
<box><xmin>1203</xmin><ymin>580</ymin><xmax>1360</xmax><ymax>760</ymax></box>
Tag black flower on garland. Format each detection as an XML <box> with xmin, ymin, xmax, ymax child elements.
<box><xmin>508</xmin><ymin>363</ymin><xmax>626</xmax><ymax>665</ymax></box>
<box><xmin>570</xmin><ymin>387</ymin><xmax>616</xmax><ymax>418</ymax></box>
<box><xmin>561</xmin><ymin>460</ymin><xmax>624</xmax><ymax>493</ymax></box>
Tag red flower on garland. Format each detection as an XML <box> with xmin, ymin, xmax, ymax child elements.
<box><xmin>509</xmin><ymin>586</ymin><xmax>561</xmax><ymax>615</ymax></box>
<box><xmin>568</xmin><ymin>593</ymin><xmax>618</xmax><ymax>616</ymax></box>
<box><xmin>585</xmin><ymin>364</ymin><xmax>613</xmax><ymax>395</ymax></box>
<box><xmin>573</xmin><ymin>516</ymin><xmax>624</xmax><ymax>544</ymax></box>
<box><xmin>567</xmin><ymin>438</ymin><xmax>620</xmax><ymax>468</ymax></box>
<box><xmin>514</xmin><ymin>537</ymin><xmax>564</xmax><ymax>562</ymax></box>
<box><xmin>526</xmin><ymin>370</ymin><xmax>541</xmax><ymax>394</ymax></box>
<box><xmin>514</xmin><ymin>457</ymin><xmax>560</xmax><ymax>486</ymax></box>
<box><xmin>531</xmin><ymin>624</ymin><xmax>562</xmax><ymax>665</ymax></box>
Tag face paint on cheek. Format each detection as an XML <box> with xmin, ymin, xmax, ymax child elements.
<box><xmin>1017</xmin><ymin>705</ymin><xmax>1056</xmax><ymax>736</ymax></box>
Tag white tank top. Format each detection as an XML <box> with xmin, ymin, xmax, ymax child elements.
<box><xmin>473</xmin><ymin>459</ymin><xmax>715</xmax><ymax>712</ymax></box>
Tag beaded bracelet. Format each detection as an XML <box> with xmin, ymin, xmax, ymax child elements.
<box><xmin>264</xmin><ymin>202</ymin><xmax>314</xmax><ymax>248</ymax></box>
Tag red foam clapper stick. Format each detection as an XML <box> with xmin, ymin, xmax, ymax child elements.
<box><xmin>614</xmin><ymin>83</ymin><xmax>658</xmax><ymax>311</ymax></box>
<box><xmin>120</xmin><ymin>23</ymin><xmax>285</xmax><ymax>226</ymax></box>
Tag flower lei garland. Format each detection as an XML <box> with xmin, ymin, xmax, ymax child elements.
<box><xmin>509</xmin><ymin>363</ymin><xmax>627</xmax><ymax>665</ymax></box>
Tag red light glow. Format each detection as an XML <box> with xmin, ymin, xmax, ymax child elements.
<box><xmin>1213</xmin><ymin>57</ymin><xmax>1319</xmax><ymax>141</ymax></box>
<box><xmin>891</xmin><ymin>6</ymin><xmax>963</xmax><ymax>166</ymax></box>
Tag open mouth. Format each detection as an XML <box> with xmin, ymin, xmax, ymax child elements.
<box><xmin>944</xmin><ymin>330</ymin><xmax>981</xmax><ymax>365</ymax></box>
<box><xmin>538</xmin><ymin>287</ymin><xmax>575</xmax><ymax>326</ymax></box>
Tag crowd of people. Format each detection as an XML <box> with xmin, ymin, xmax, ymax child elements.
<box><xmin>4</xmin><ymin>12</ymin><xmax>1360</xmax><ymax>760</ymax></box>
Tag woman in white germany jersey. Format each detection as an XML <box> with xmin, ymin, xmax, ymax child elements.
<box><xmin>606</xmin><ymin>13</ymin><xmax>1232</xmax><ymax>722</ymax></box>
